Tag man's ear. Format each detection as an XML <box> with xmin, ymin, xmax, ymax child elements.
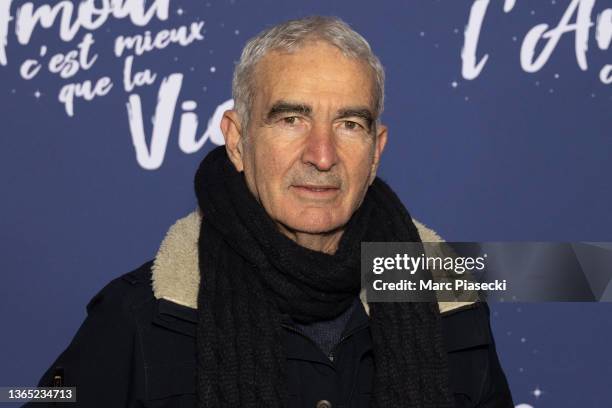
<box><xmin>369</xmin><ymin>124</ymin><xmax>388</xmax><ymax>185</ymax></box>
<box><xmin>220</xmin><ymin>110</ymin><xmax>245</xmax><ymax>172</ymax></box>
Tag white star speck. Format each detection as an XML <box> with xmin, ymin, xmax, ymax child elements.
<box><xmin>520</xmin><ymin>337</ymin><xmax>526</xmax><ymax>343</ymax></box>
<box><xmin>234</xmin><ymin>29</ymin><xmax>240</xmax><ymax>35</ymax></box>
<box><xmin>451</xmin><ymin>81</ymin><xmax>458</xmax><ymax>88</ymax></box>
<box><xmin>210</xmin><ymin>66</ymin><xmax>216</xmax><ymax>73</ymax></box>
<box><xmin>532</xmin><ymin>387</ymin><xmax>542</xmax><ymax>398</ymax></box>
<box><xmin>554</xmin><ymin>73</ymin><xmax>560</xmax><ymax>79</ymax></box>
<box><xmin>419</xmin><ymin>31</ymin><xmax>425</xmax><ymax>37</ymax></box>
<box><xmin>176</xmin><ymin>8</ymin><xmax>184</xmax><ymax>15</ymax></box>
<box><xmin>34</xmin><ymin>90</ymin><xmax>41</xmax><ymax>98</ymax></box>
<box><xmin>453</xmin><ymin>28</ymin><xmax>459</xmax><ymax>34</ymax></box>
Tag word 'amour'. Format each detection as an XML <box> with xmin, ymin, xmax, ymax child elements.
<box><xmin>0</xmin><ymin>0</ymin><xmax>170</xmax><ymax>65</ymax></box>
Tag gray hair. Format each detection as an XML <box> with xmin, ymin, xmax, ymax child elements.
<box><xmin>232</xmin><ymin>16</ymin><xmax>385</xmax><ymax>131</ymax></box>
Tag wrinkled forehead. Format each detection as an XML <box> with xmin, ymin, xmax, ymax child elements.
<box><xmin>250</xmin><ymin>41</ymin><xmax>377</xmax><ymax>115</ymax></box>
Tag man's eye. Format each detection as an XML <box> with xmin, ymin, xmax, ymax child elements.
<box><xmin>282</xmin><ymin>116</ymin><xmax>299</xmax><ymax>125</ymax></box>
<box><xmin>343</xmin><ymin>121</ymin><xmax>363</xmax><ymax>130</ymax></box>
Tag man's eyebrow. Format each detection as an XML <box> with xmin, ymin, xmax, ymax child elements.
<box><xmin>266</xmin><ymin>101</ymin><xmax>312</xmax><ymax>121</ymax></box>
<box><xmin>336</xmin><ymin>107</ymin><xmax>375</xmax><ymax>129</ymax></box>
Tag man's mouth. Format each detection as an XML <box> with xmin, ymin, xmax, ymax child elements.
<box><xmin>291</xmin><ymin>184</ymin><xmax>340</xmax><ymax>197</ymax></box>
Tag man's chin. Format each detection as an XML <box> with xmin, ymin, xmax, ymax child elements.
<box><xmin>280</xmin><ymin>214</ymin><xmax>346</xmax><ymax>236</ymax></box>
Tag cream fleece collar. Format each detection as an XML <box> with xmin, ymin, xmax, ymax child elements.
<box><xmin>151</xmin><ymin>210</ymin><xmax>473</xmax><ymax>315</ymax></box>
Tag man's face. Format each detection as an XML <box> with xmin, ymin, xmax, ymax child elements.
<box><xmin>225</xmin><ymin>41</ymin><xmax>387</xmax><ymax>236</ymax></box>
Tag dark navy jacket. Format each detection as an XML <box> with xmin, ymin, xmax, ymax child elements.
<box><xmin>24</xmin><ymin>261</ymin><xmax>514</xmax><ymax>408</ymax></box>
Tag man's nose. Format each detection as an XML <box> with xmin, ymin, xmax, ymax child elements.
<box><xmin>301</xmin><ymin>122</ymin><xmax>338</xmax><ymax>171</ymax></box>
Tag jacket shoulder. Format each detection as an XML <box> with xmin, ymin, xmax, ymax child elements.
<box><xmin>85</xmin><ymin>260</ymin><xmax>155</xmax><ymax>316</ymax></box>
<box><xmin>441</xmin><ymin>302</ymin><xmax>491</xmax><ymax>351</ymax></box>
<box><xmin>24</xmin><ymin>261</ymin><xmax>157</xmax><ymax>408</ymax></box>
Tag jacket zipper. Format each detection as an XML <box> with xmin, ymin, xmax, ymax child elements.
<box><xmin>281</xmin><ymin>320</ymin><xmax>371</xmax><ymax>405</ymax></box>
<box><xmin>281</xmin><ymin>320</ymin><xmax>369</xmax><ymax>363</ymax></box>
<box><xmin>327</xmin><ymin>321</ymin><xmax>369</xmax><ymax>362</ymax></box>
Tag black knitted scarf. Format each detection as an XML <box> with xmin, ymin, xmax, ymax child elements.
<box><xmin>194</xmin><ymin>146</ymin><xmax>452</xmax><ymax>407</ymax></box>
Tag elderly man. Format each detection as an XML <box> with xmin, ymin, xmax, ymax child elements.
<box><xmin>27</xmin><ymin>16</ymin><xmax>513</xmax><ymax>408</ymax></box>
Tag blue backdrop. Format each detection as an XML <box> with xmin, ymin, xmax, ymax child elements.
<box><xmin>1</xmin><ymin>1</ymin><xmax>611</xmax><ymax>407</ymax></box>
